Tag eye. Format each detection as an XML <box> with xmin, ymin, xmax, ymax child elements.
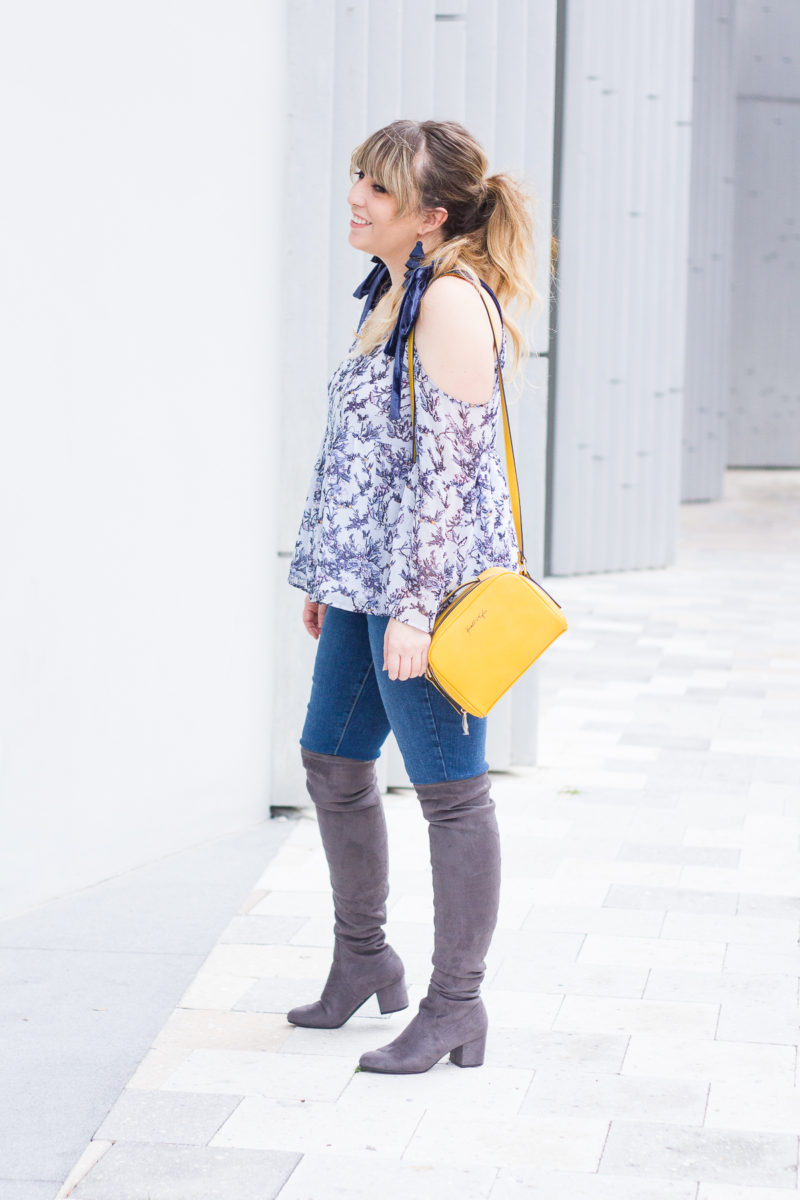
<box><xmin>352</xmin><ymin>169</ymin><xmax>365</xmax><ymax>181</ymax></box>
<box><xmin>372</xmin><ymin>182</ymin><xmax>387</xmax><ymax>194</ymax></box>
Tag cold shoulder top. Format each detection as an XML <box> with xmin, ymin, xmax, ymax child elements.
<box><xmin>288</xmin><ymin>329</ymin><xmax>519</xmax><ymax>633</ymax></box>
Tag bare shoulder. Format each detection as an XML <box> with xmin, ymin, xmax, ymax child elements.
<box><xmin>418</xmin><ymin>274</ymin><xmax>501</xmax><ymax>341</ymax></box>
<box><xmin>415</xmin><ymin>275</ymin><xmax>500</xmax><ymax>406</ymax></box>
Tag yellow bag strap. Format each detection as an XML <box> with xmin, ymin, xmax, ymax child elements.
<box><xmin>407</xmin><ymin>282</ymin><xmax>527</xmax><ymax>571</ymax></box>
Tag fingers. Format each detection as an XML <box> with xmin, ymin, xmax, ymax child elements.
<box><xmin>302</xmin><ymin>598</ymin><xmax>322</xmax><ymax>639</ymax></box>
<box><xmin>383</xmin><ymin>618</ymin><xmax>431</xmax><ymax>680</ymax></box>
<box><xmin>384</xmin><ymin>648</ymin><xmax>428</xmax><ymax>681</ymax></box>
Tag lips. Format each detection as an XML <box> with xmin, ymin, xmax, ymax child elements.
<box><xmin>350</xmin><ymin>214</ymin><xmax>370</xmax><ymax>226</ymax></box>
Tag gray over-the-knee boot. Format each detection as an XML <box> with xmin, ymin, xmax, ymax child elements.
<box><xmin>358</xmin><ymin>771</ymin><xmax>500</xmax><ymax>1073</ymax></box>
<box><xmin>286</xmin><ymin>748</ymin><xmax>408</xmax><ymax>1029</ymax></box>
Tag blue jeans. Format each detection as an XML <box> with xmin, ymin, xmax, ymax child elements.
<box><xmin>300</xmin><ymin>606</ymin><xmax>488</xmax><ymax>785</ymax></box>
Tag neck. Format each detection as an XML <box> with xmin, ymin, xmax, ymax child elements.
<box><xmin>384</xmin><ymin>255</ymin><xmax>411</xmax><ymax>290</ymax></box>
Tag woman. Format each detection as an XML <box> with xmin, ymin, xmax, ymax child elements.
<box><xmin>287</xmin><ymin>119</ymin><xmax>536</xmax><ymax>1074</ymax></box>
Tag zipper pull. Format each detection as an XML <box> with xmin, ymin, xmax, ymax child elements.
<box><xmin>461</xmin><ymin>709</ymin><xmax>469</xmax><ymax>736</ymax></box>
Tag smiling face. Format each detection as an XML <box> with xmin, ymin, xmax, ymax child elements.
<box><xmin>347</xmin><ymin>168</ymin><xmax>447</xmax><ymax>284</ymax></box>
<box><xmin>347</xmin><ymin>169</ymin><xmax>422</xmax><ymax>270</ymax></box>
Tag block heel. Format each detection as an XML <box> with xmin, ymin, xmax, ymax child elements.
<box><xmin>376</xmin><ymin>976</ymin><xmax>409</xmax><ymax>1015</ymax></box>
<box><xmin>449</xmin><ymin>1033</ymin><xmax>486</xmax><ymax>1068</ymax></box>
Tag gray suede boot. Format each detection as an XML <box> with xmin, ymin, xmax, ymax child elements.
<box><xmin>358</xmin><ymin>771</ymin><xmax>500</xmax><ymax>1073</ymax></box>
<box><xmin>287</xmin><ymin>749</ymin><xmax>408</xmax><ymax>1029</ymax></box>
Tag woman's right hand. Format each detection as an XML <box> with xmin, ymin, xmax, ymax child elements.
<box><xmin>302</xmin><ymin>597</ymin><xmax>328</xmax><ymax>639</ymax></box>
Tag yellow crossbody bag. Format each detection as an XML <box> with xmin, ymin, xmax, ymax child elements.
<box><xmin>408</xmin><ymin>286</ymin><xmax>567</xmax><ymax>724</ymax></box>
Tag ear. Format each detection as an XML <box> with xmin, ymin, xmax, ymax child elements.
<box><xmin>418</xmin><ymin>206</ymin><xmax>448</xmax><ymax>237</ymax></box>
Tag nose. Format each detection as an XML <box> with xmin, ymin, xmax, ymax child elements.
<box><xmin>348</xmin><ymin>176</ymin><xmax>366</xmax><ymax>207</ymax></box>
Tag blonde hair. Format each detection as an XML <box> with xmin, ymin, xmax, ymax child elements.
<box><xmin>351</xmin><ymin>119</ymin><xmax>541</xmax><ymax>367</ymax></box>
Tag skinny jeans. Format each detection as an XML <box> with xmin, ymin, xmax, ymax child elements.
<box><xmin>300</xmin><ymin>606</ymin><xmax>488</xmax><ymax>785</ymax></box>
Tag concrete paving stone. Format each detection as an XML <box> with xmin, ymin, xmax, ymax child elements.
<box><xmin>621</xmin><ymin>1035</ymin><xmax>795</xmax><ymax>1085</ymax></box>
<box><xmin>238</xmin><ymin>888</ymin><xmax>269</xmax><ymax>914</ymax></box>
<box><xmin>746</xmin><ymin>756</ymin><xmax>800</xmax><ymax>785</ymax></box>
<box><xmin>557</xmin><ymin>860</ymin><xmax>685</xmax><ymax>888</ymax></box>
<box><xmin>71</xmin><ymin>1142</ymin><xmax>300</xmax><ymax>1199</ymax></box>
<box><xmin>553</xmin><ymin>995</ymin><xmax>719</xmax><ymax>1038</ymax></box>
<box><xmin>211</xmin><ymin>1093</ymin><xmax>422</xmax><ymax>1157</ymax></box>
<box><xmin>94</xmin><ymin>1090</ymin><xmax>242</xmax><ymax>1144</ymax></box>
<box><xmin>387</xmin><ymin>895</ymin><xmax>434</xmax><ymax>923</ymax></box>
<box><xmin>404</xmin><ymin>1112</ymin><xmax>609</xmax><ymax>1172</ymax></box>
<box><xmin>234</xmin><ymin>976</ymin><xmax>330</xmax><ymax>1015</ymax></box>
<box><xmin>127</xmin><ymin>1046</ymin><xmax>195</xmax><ymax>1089</ymax></box>
<box><xmin>604</xmin><ymin>885</ymin><xmax>739</xmax><ymax>914</ymax></box>
<box><xmin>661</xmin><ymin>912</ymin><xmax>800</xmax><ymax>949</ymax></box>
<box><xmin>154</xmin><ymin>1008</ymin><xmax>292</xmax><ymax>1052</ymax></box>
<box><xmin>600</xmin><ymin>1121</ymin><xmax>798</xmax><ymax>1188</ymax></box>
<box><xmin>707</xmin><ymin>1081</ymin><xmax>800</xmax><ymax>1134</ymax></box>
<box><xmin>275</xmin><ymin>1154</ymin><xmax>498</xmax><ymax>1200</ymax></box>
<box><xmin>579</xmin><ymin>934</ymin><xmax>726</xmax><ymax>972</ymax></box>
<box><xmin>341</xmin><ymin>1060</ymin><xmax>534</xmax><ymax>1117</ymax></box>
<box><xmin>715</xmin><ymin>999</ymin><xmax>799</xmax><ymax>1045</ymax></box>
<box><xmin>489</xmin><ymin>929</ymin><xmax>586</xmax><ymax>967</ymax></box>
<box><xmin>736</xmin><ymin>894</ymin><xmax>800</xmax><ymax>919</ymax></box>
<box><xmin>681</xmin><ymin>826</ymin><xmax>750</xmax><ymax>849</ymax></box>
<box><xmin>483</xmin><ymin>990</ymin><xmax>564</xmax><ymax>1030</ymax></box>
<box><xmin>617</xmin><ymin>845</ymin><xmax>741</xmax><ymax>868</ymax></box>
<box><xmin>644</xmin><ymin>969</ymin><xmax>798</xmax><ymax>1008</ymax></box>
<box><xmin>521</xmin><ymin>905</ymin><xmax>665</xmax><ymax>938</ymax></box>
<box><xmin>490</xmin><ymin>960</ymin><xmax>649</xmax><ymax>999</ymax></box>
<box><xmin>485</xmin><ymin>1029</ymin><xmax>629</xmax><ymax>1073</ymax></box>
<box><xmin>723</xmin><ymin>943</ymin><xmax>800</xmax><ymax>975</ymax></box>
<box><xmin>202</xmin><ymin>942</ymin><xmax>332</xmax><ymax>980</ymax></box>
<box><xmin>697</xmin><ymin>1185</ymin><xmax>800</xmax><ymax>1200</ymax></box>
<box><xmin>161</xmin><ymin>1049</ymin><xmax>357</xmax><ymax>1102</ymax></box>
<box><xmin>287</xmin><ymin>915</ymin><xmax>338</xmax><ymax>947</ymax></box>
<box><xmin>521</xmin><ymin>1070</ymin><xmax>708</xmax><ymax>1126</ymax></box>
<box><xmin>619</xmin><ymin>732</ymin><xmax>712</xmax><ymax>751</ymax></box>
<box><xmin>250</xmin><ymin>890</ymin><xmax>334</xmax><ymax>918</ymax></box>
<box><xmin>218</xmin><ymin>915</ymin><xmax>308</xmax><ymax>944</ymax></box>
<box><xmin>179</xmin><ymin>969</ymin><xmax>258</xmax><ymax>1011</ymax></box>
<box><xmin>490</xmin><ymin>1168</ymin><xmax>697</xmax><ymax>1199</ymax></box>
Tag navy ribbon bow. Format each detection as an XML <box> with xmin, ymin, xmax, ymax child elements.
<box><xmin>352</xmin><ymin>241</ymin><xmax>434</xmax><ymax>420</ymax></box>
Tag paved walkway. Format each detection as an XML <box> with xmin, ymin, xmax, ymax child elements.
<box><xmin>59</xmin><ymin>471</ymin><xmax>800</xmax><ymax>1199</ymax></box>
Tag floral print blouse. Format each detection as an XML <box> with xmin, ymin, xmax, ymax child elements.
<box><xmin>288</xmin><ymin>333</ymin><xmax>519</xmax><ymax>633</ymax></box>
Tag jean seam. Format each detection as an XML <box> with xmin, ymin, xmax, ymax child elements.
<box><xmin>334</xmin><ymin>662</ymin><xmax>377</xmax><ymax>756</ymax></box>
<box><xmin>421</xmin><ymin>680</ymin><xmax>448</xmax><ymax>781</ymax></box>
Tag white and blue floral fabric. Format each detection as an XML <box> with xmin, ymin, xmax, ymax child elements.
<box><xmin>288</xmin><ymin>335</ymin><xmax>519</xmax><ymax>633</ymax></box>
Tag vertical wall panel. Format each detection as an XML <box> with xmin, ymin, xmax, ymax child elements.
<box><xmin>328</xmin><ymin>0</ymin><xmax>370</xmax><ymax>365</ymax></box>
<box><xmin>727</xmin><ymin>0</ymin><xmax>800</xmax><ymax>467</ymax></box>
<box><xmin>272</xmin><ymin>0</ymin><xmax>337</xmax><ymax>804</ymax></box>
<box><xmin>465</xmin><ymin>0</ymin><xmax>498</xmax><ymax>159</ymax></box>
<box><xmin>433</xmin><ymin>8</ymin><xmax>467</xmax><ymax>121</ymax></box>
<box><xmin>401</xmin><ymin>0</ymin><xmax>436</xmax><ymax>116</ymax></box>
<box><xmin>549</xmin><ymin>0</ymin><xmax>695</xmax><ymax>575</ymax></box>
<box><xmin>681</xmin><ymin>0</ymin><xmax>736</xmax><ymax>501</ymax></box>
<box><xmin>368</xmin><ymin>0</ymin><xmax>403</xmax><ymax>128</ymax></box>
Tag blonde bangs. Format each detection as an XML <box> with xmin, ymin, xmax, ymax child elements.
<box><xmin>350</xmin><ymin>125</ymin><xmax>422</xmax><ymax>216</ymax></box>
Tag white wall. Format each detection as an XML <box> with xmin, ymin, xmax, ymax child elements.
<box><xmin>0</xmin><ymin>1</ymin><xmax>285</xmax><ymax>917</ymax></box>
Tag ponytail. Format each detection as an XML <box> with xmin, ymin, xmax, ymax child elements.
<box><xmin>352</xmin><ymin>120</ymin><xmax>543</xmax><ymax>368</ymax></box>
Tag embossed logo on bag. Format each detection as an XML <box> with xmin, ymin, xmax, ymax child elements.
<box><xmin>465</xmin><ymin>609</ymin><xmax>488</xmax><ymax>634</ymax></box>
